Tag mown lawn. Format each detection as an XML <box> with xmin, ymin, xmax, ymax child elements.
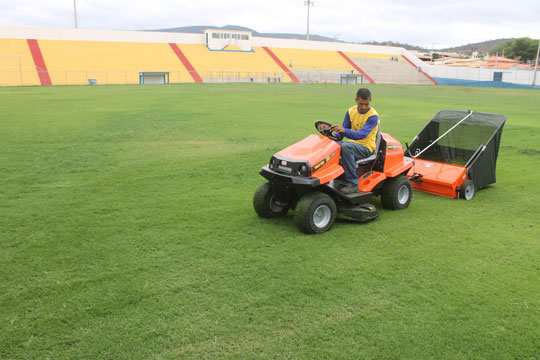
<box><xmin>1</xmin><ymin>83</ymin><xmax>539</xmax><ymax>359</ymax></box>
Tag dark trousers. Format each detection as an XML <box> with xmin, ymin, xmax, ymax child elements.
<box><xmin>339</xmin><ymin>142</ymin><xmax>372</xmax><ymax>185</ymax></box>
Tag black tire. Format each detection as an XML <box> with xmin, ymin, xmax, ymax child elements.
<box><xmin>253</xmin><ymin>182</ymin><xmax>289</xmax><ymax>218</ymax></box>
<box><xmin>294</xmin><ymin>192</ymin><xmax>337</xmax><ymax>234</ymax></box>
<box><xmin>380</xmin><ymin>175</ymin><xmax>413</xmax><ymax>210</ymax></box>
<box><xmin>459</xmin><ymin>180</ymin><xmax>475</xmax><ymax>200</ymax></box>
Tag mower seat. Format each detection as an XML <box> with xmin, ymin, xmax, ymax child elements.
<box><xmin>356</xmin><ymin>122</ymin><xmax>381</xmax><ymax>166</ymax></box>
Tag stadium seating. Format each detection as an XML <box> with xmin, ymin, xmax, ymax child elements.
<box><xmin>269</xmin><ymin>47</ymin><xmax>352</xmax><ymax>71</ymax></box>
<box><xmin>0</xmin><ymin>34</ymin><xmax>434</xmax><ymax>86</ymax></box>
<box><xmin>255</xmin><ymin>48</ymin><xmax>431</xmax><ymax>84</ymax></box>
<box><xmin>175</xmin><ymin>44</ymin><xmax>289</xmax><ymax>83</ymax></box>
<box><xmin>266</xmin><ymin>47</ymin><xmax>355</xmax><ymax>83</ymax></box>
<box><xmin>344</xmin><ymin>52</ymin><xmax>434</xmax><ymax>84</ymax></box>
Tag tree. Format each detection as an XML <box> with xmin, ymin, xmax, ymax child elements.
<box><xmin>490</xmin><ymin>40</ymin><xmax>512</xmax><ymax>57</ymax></box>
<box><xmin>509</xmin><ymin>38</ymin><xmax>539</xmax><ymax>62</ymax></box>
<box><xmin>490</xmin><ymin>37</ymin><xmax>539</xmax><ymax>62</ymax></box>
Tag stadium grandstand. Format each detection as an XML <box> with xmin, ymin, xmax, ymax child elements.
<box><xmin>3</xmin><ymin>25</ymin><xmax>538</xmax><ymax>88</ymax></box>
<box><xmin>0</xmin><ymin>26</ymin><xmax>437</xmax><ymax>86</ymax></box>
<box><xmin>1</xmin><ymin>26</ymin><xmax>538</xmax><ymax>88</ymax></box>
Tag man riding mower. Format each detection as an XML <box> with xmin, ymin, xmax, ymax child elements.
<box><xmin>253</xmin><ymin>120</ymin><xmax>413</xmax><ymax>234</ymax></box>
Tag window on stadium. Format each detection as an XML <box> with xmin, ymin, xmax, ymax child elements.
<box><xmin>211</xmin><ymin>32</ymin><xmax>249</xmax><ymax>40</ymax></box>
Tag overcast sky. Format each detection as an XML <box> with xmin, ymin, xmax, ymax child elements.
<box><xmin>1</xmin><ymin>0</ymin><xmax>539</xmax><ymax>49</ymax></box>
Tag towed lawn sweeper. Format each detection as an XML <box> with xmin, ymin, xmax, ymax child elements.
<box><xmin>405</xmin><ymin>110</ymin><xmax>506</xmax><ymax>200</ymax></box>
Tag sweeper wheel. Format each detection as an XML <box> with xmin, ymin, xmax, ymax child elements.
<box><xmin>459</xmin><ymin>180</ymin><xmax>475</xmax><ymax>200</ymax></box>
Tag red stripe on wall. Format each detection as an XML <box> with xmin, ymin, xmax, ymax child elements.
<box><xmin>168</xmin><ymin>43</ymin><xmax>203</xmax><ymax>83</ymax></box>
<box><xmin>27</xmin><ymin>39</ymin><xmax>52</xmax><ymax>86</ymax></box>
<box><xmin>401</xmin><ymin>55</ymin><xmax>438</xmax><ymax>85</ymax></box>
<box><xmin>337</xmin><ymin>51</ymin><xmax>375</xmax><ymax>84</ymax></box>
<box><xmin>262</xmin><ymin>47</ymin><xmax>300</xmax><ymax>83</ymax></box>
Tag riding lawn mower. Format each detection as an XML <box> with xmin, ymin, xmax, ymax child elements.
<box><xmin>253</xmin><ymin>121</ymin><xmax>414</xmax><ymax>234</ymax></box>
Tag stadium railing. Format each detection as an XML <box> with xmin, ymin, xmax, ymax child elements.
<box><xmin>0</xmin><ymin>68</ymin><xmax>439</xmax><ymax>86</ymax></box>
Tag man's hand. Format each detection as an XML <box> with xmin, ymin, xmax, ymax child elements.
<box><xmin>331</xmin><ymin>125</ymin><xmax>345</xmax><ymax>133</ymax></box>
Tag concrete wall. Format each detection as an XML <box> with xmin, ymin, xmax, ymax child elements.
<box><xmin>425</xmin><ymin>64</ymin><xmax>539</xmax><ymax>87</ymax></box>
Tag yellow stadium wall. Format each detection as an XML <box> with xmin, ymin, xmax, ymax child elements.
<box><xmin>0</xmin><ymin>38</ymin><xmax>41</xmax><ymax>86</ymax></box>
<box><xmin>37</xmin><ymin>40</ymin><xmax>195</xmax><ymax>85</ymax></box>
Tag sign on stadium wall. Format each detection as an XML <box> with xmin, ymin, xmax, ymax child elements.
<box><xmin>204</xmin><ymin>29</ymin><xmax>252</xmax><ymax>52</ymax></box>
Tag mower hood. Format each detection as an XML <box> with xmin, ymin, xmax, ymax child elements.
<box><xmin>276</xmin><ymin>134</ymin><xmax>340</xmax><ymax>166</ymax></box>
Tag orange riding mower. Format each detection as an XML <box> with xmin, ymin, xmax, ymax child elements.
<box><xmin>253</xmin><ymin>121</ymin><xmax>414</xmax><ymax>234</ymax></box>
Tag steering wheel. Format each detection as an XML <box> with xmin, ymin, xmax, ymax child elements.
<box><xmin>315</xmin><ymin>121</ymin><xmax>340</xmax><ymax>141</ymax></box>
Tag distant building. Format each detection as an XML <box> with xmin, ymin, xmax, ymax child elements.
<box><xmin>443</xmin><ymin>58</ymin><xmax>485</xmax><ymax>68</ymax></box>
<box><xmin>434</xmin><ymin>55</ymin><xmax>533</xmax><ymax>69</ymax></box>
<box><xmin>482</xmin><ymin>56</ymin><xmax>532</xmax><ymax>69</ymax></box>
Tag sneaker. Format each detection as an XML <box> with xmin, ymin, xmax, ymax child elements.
<box><xmin>341</xmin><ymin>184</ymin><xmax>359</xmax><ymax>194</ymax></box>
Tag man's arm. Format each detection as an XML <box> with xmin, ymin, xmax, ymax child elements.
<box><xmin>333</xmin><ymin>111</ymin><xmax>350</xmax><ymax>140</ymax></box>
<box><xmin>332</xmin><ymin>112</ymin><xmax>378</xmax><ymax>140</ymax></box>
<box><xmin>344</xmin><ymin>115</ymin><xmax>378</xmax><ymax>140</ymax></box>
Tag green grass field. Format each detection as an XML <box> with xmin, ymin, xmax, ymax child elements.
<box><xmin>1</xmin><ymin>83</ymin><xmax>540</xmax><ymax>359</ymax></box>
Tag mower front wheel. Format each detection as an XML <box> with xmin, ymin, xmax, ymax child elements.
<box><xmin>381</xmin><ymin>175</ymin><xmax>413</xmax><ymax>210</ymax></box>
<box><xmin>253</xmin><ymin>182</ymin><xmax>290</xmax><ymax>218</ymax></box>
<box><xmin>294</xmin><ymin>192</ymin><xmax>337</xmax><ymax>234</ymax></box>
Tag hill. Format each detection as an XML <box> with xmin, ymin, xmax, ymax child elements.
<box><xmin>361</xmin><ymin>41</ymin><xmax>427</xmax><ymax>52</ymax></box>
<box><xmin>364</xmin><ymin>39</ymin><xmax>515</xmax><ymax>53</ymax></box>
<box><xmin>365</xmin><ymin>39</ymin><xmax>516</xmax><ymax>54</ymax></box>
<box><xmin>148</xmin><ymin>25</ymin><xmax>338</xmax><ymax>42</ymax></box>
<box><xmin>147</xmin><ymin>25</ymin><xmax>513</xmax><ymax>54</ymax></box>
<box><xmin>440</xmin><ymin>39</ymin><xmax>514</xmax><ymax>53</ymax></box>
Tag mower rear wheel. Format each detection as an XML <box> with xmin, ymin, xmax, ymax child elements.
<box><xmin>253</xmin><ymin>182</ymin><xmax>290</xmax><ymax>218</ymax></box>
<box><xmin>459</xmin><ymin>180</ymin><xmax>475</xmax><ymax>200</ymax></box>
<box><xmin>294</xmin><ymin>192</ymin><xmax>337</xmax><ymax>234</ymax></box>
<box><xmin>381</xmin><ymin>175</ymin><xmax>413</xmax><ymax>210</ymax></box>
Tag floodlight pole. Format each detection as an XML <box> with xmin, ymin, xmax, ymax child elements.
<box><xmin>532</xmin><ymin>39</ymin><xmax>540</xmax><ymax>86</ymax></box>
<box><xmin>431</xmin><ymin>43</ymin><xmax>438</xmax><ymax>63</ymax></box>
<box><xmin>304</xmin><ymin>0</ymin><xmax>314</xmax><ymax>41</ymax></box>
<box><xmin>73</xmin><ymin>0</ymin><xmax>78</xmax><ymax>29</ymax></box>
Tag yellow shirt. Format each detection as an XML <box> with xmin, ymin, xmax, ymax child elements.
<box><xmin>346</xmin><ymin>106</ymin><xmax>379</xmax><ymax>152</ymax></box>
